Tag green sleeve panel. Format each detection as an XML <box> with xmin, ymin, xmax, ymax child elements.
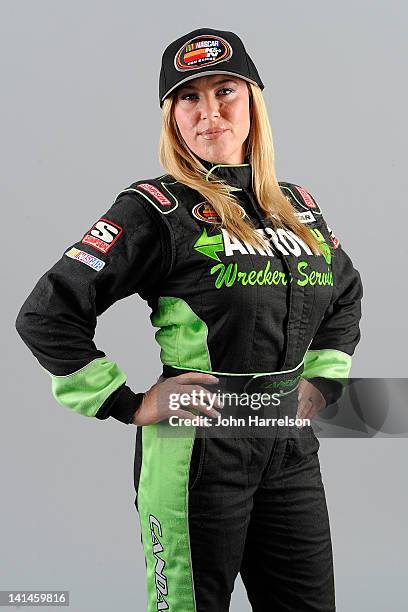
<box><xmin>45</xmin><ymin>357</ymin><xmax>127</xmax><ymax>417</ymax></box>
<box><xmin>303</xmin><ymin>348</ymin><xmax>352</xmax><ymax>385</ymax></box>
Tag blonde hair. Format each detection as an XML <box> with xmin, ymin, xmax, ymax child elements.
<box><xmin>159</xmin><ymin>81</ymin><xmax>324</xmax><ymax>255</ymax></box>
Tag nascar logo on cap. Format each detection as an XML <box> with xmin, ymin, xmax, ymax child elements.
<box><xmin>175</xmin><ymin>35</ymin><xmax>233</xmax><ymax>71</ymax></box>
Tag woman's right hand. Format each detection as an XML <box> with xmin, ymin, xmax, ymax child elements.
<box><xmin>131</xmin><ymin>372</ymin><xmax>223</xmax><ymax>426</ymax></box>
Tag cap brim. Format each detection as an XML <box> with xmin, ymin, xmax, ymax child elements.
<box><xmin>160</xmin><ymin>70</ymin><xmax>260</xmax><ymax>106</ymax></box>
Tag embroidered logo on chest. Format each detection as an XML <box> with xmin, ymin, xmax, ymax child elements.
<box><xmin>192</xmin><ymin>202</ymin><xmax>245</xmax><ymax>225</ymax></box>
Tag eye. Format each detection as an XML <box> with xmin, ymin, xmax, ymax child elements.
<box><xmin>217</xmin><ymin>87</ymin><xmax>234</xmax><ymax>96</ymax></box>
<box><xmin>180</xmin><ymin>92</ymin><xmax>198</xmax><ymax>101</ymax></box>
<box><xmin>179</xmin><ymin>87</ymin><xmax>235</xmax><ymax>101</ymax></box>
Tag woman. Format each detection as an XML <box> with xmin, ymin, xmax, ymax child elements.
<box><xmin>15</xmin><ymin>27</ymin><xmax>363</xmax><ymax>612</ymax></box>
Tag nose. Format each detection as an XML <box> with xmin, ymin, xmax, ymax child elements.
<box><xmin>198</xmin><ymin>95</ymin><xmax>221</xmax><ymax>119</ymax></box>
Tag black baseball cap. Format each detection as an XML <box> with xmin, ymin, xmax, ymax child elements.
<box><xmin>159</xmin><ymin>28</ymin><xmax>264</xmax><ymax>108</ymax></box>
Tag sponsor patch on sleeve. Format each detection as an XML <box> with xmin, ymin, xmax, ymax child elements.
<box><xmin>81</xmin><ymin>218</ymin><xmax>123</xmax><ymax>253</ymax></box>
<box><xmin>65</xmin><ymin>247</ymin><xmax>106</xmax><ymax>271</ymax></box>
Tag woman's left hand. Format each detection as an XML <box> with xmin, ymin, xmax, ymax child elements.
<box><xmin>296</xmin><ymin>378</ymin><xmax>326</xmax><ymax>423</ymax></box>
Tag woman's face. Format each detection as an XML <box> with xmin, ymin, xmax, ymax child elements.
<box><xmin>173</xmin><ymin>74</ymin><xmax>251</xmax><ymax>165</ymax></box>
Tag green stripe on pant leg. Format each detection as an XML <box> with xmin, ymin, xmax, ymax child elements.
<box><xmin>138</xmin><ymin>422</ymin><xmax>197</xmax><ymax>612</ymax></box>
<box><xmin>139</xmin><ymin>296</ymin><xmax>211</xmax><ymax>610</ymax></box>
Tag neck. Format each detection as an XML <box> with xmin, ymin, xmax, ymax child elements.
<box><xmin>193</xmin><ymin>154</ymin><xmax>253</xmax><ymax>190</ymax></box>
<box><xmin>196</xmin><ymin>154</ymin><xmax>250</xmax><ymax>168</ymax></box>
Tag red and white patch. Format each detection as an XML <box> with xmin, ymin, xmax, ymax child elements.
<box><xmin>82</xmin><ymin>218</ymin><xmax>123</xmax><ymax>254</ymax></box>
<box><xmin>294</xmin><ymin>185</ymin><xmax>317</xmax><ymax>209</ymax></box>
<box><xmin>280</xmin><ymin>184</ymin><xmax>322</xmax><ymax>216</ymax></box>
<box><xmin>137</xmin><ymin>183</ymin><xmax>171</xmax><ymax>206</ymax></box>
<box><xmin>327</xmin><ymin>226</ymin><xmax>340</xmax><ymax>249</ymax></box>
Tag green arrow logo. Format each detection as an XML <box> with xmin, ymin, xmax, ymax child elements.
<box><xmin>193</xmin><ymin>227</ymin><xmax>225</xmax><ymax>262</ymax></box>
<box><xmin>310</xmin><ymin>228</ymin><xmax>332</xmax><ymax>265</ymax></box>
<box><xmin>319</xmin><ymin>243</ymin><xmax>332</xmax><ymax>265</ymax></box>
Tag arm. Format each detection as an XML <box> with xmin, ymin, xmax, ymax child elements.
<box><xmin>15</xmin><ymin>189</ymin><xmax>172</xmax><ymax>424</ymax></box>
<box><xmin>302</xmin><ymin>209</ymin><xmax>364</xmax><ymax>406</ymax></box>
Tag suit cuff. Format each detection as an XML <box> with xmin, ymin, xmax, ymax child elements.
<box><xmin>306</xmin><ymin>377</ymin><xmax>343</xmax><ymax>407</ymax></box>
<box><xmin>94</xmin><ymin>383</ymin><xmax>145</xmax><ymax>424</ymax></box>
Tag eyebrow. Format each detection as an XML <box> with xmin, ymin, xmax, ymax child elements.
<box><xmin>177</xmin><ymin>78</ymin><xmax>239</xmax><ymax>92</ymax></box>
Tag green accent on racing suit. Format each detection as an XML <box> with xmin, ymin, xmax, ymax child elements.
<box><xmin>150</xmin><ymin>296</ymin><xmax>212</xmax><ymax>370</ymax></box>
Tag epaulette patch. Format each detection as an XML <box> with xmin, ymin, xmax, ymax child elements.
<box><xmin>280</xmin><ymin>183</ymin><xmax>322</xmax><ymax>216</ymax></box>
<box><xmin>116</xmin><ymin>180</ymin><xmax>179</xmax><ymax>214</ymax></box>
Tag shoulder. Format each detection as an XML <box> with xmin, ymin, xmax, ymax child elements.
<box><xmin>278</xmin><ymin>181</ymin><xmax>341</xmax><ymax>249</ymax></box>
<box><xmin>113</xmin><ymin>173</ymin><xmax>183</xmax><ymax>217</ymax></box>
<box><xmin>278</xmin><ymin>181</ymin><xmax>323</xmax><ymax>218</ymax></box>
<box><xmin>87</xmin><ymin>174</ymin><xmax>182</xmax><ymax>252</ymax></box>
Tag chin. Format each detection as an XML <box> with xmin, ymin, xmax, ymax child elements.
<box><xmin>198</xmin><ymin>146</ymin><xmax>233</xmax><ymax>164</ymax></box>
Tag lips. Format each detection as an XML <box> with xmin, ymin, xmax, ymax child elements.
<box><xmin>200</xmin><ymin>128</ymin><xmax>227</xmax><ymax>135</ymax></box>
<box><xmin>199</xmin><ymin>128</ymin><xmax>228</xmax><ymax>140</ymax></box>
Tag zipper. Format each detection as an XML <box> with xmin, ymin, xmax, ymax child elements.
<box><xmin>241</xmin><ymin>187</ymin><xmax>295</xmax><ymax>370</ymax></box>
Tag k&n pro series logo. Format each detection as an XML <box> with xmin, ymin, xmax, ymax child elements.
<box><xmin>175</xmin><ymin>35</ymin><xmax>233</xmax><ymax>71</ymax></box>
<box><xmin>192</xmin><ymin>202</ymin><xmax>245</xmax><ymax>225</ymax></box>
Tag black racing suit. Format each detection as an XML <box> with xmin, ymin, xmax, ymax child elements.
<box><xmin>15</xmin><ymin>159</ymin><xmax>363</xmax><ymax>611</ymax></box>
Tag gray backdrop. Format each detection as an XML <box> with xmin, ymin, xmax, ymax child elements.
<box><xmin>1</xmin><ymin>1</ymin><xmax>406</xmax><ymax>610</ymax></box>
